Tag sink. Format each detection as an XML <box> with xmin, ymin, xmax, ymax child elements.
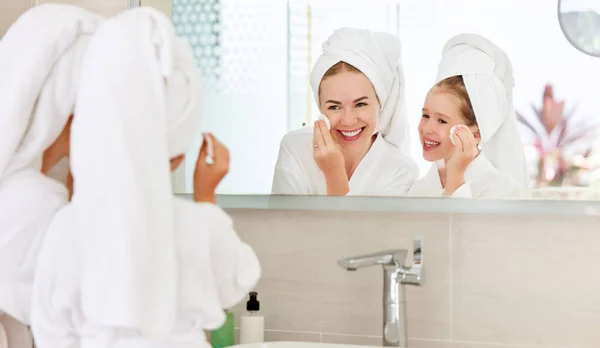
<box><xmin>230</xmin><ymin>342</ymin><xmax>380</xmax><ymax>348</ymax></box>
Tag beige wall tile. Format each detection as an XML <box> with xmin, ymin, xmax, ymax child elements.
<box><xmin>228</xmin><ymin>209</ymin><xmax>452</xmax><ymax>341</ymax></box>
<box><xmin>34</xmin><ymin>0</ymin><xmax>129</xmax><ymax>16</ymax></box>
<box><xmin>321</xmin><ymin>333</ymin><xmax>381</xmax><ymax>346</ymax></box>
<box><xmin>0</xmin><ymin>0</ymin><xmax>31</xmax><ymax>37</ymax></box>
<box><xmin>409</xmin><ymin>339</ymin><xmax>551</xmax><ymax>348</ymax></box>
<box><xmin>140</xmin><ymin>0</ymin><xmax>171</xmax><ymax>18</ymax></box>
<box><xmin>265</xmin><ymin>330</ymin><xmax>321</xmax><ymax>343</ymax></box>
<box><xmin>233</xmin><ymin>329</ymin><xmax>321</xmax><ymax>344</ymax></box>
<box><xmin>450</xmin><ymin>214</ymin><xmax>600</xmax><ymax>347</ymax></box>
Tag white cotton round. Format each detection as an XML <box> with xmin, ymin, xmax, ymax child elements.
<box><xmin>449</xmin><ymin>125</ymin><xmax>461</xmax><ymax>145</ymax></box>
<box><xmin>318</xmin><ymin>114</ymin><xmax>331</xmax><ymax>130</ymax></box>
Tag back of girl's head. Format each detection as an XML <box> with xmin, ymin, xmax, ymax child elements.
<box><xmin>434</xmin><ymin>75</ymin><xmax>477</xmax><ymax>126</ymax></box>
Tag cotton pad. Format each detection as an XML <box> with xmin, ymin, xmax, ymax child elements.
<box><xmin>318</xmin><ymin>114</ymin><xmax>331</xmax><ymax>130</ymax></box>
<box><xmin>204</xmin><ymin>133</ymin><xmax>214</xmax><ymax>165</ymax></box>
<box><xmin>450</xmin><ymin>125</ymin><xmax>462</xmax><ymax>145</ymax></box>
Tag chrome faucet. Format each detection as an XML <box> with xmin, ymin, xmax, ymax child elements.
<box><xmin>338</xmin><ymin>236</ymin><xmax>424</xmax><ymax>347</ymax></box>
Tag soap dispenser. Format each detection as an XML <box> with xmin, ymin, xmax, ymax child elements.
<box><xmin>239</xmin><ymin>292</ymin><xmax>264</xmax><ymax>344</ymax></box>
<box><xmin>210</xmin><ymin>309</ymin><xmax>235</xmax><ymax>348</ymax></box>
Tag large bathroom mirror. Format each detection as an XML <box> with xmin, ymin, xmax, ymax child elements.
<box><xmin>153</xmin><ymin>0</ymin><xmax>600</xmax><ymax>206</ymax></box>
<box><xmin>558</xmin><ymin>0</ymin><xmax>600</xmax><ymax>57</ymax></box>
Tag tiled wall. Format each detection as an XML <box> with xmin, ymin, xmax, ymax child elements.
<box><xmin>226</xmin><ymin>209</ymin><xmax>600</xmax><ymax>348</ymax></box>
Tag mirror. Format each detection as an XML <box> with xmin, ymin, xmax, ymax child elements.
<box><xmin>168</xmin><ymin>0</ymin><xmax>600</xmax><ymax>201</ymax></box>
<box><xmin>558</xmin><ymin>0</ymin><xmax>600</xmax><ymax>57</ymax></box>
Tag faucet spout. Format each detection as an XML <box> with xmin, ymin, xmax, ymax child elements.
<box><xmin>337</xmin><ymin>249</ymin><xmax>408</xmax><ymax>271</ymax></box>
<box><xmin>337</xmin><ymin>236</ymin><xmax>424</xmax><ymax>347</ymax></box>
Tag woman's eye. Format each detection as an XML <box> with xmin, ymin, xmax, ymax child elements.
<box><xmin>328</xmin><ymin>105</ymin><xmax>340</xmax><ymax>110</ymax></box>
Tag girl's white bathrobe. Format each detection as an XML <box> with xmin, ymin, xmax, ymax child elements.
<box><xmin>0</xmin><ymin>5</ymin><xmax>103</xmax><ymax>347</ymax></box>
<box><xmin>30</xmin><ymin>8</ymin><xmax>260</xmax><ymax>348</ymax></box>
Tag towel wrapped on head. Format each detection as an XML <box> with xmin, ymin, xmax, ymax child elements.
<box><xmin>310</xmin><ymin>27</ymin><xmax>411</xmax><ymax>154</ymax></box>
<box><xmin>0</xmin><ymin>2</ymin><xmax>102</xmax><ymax>329</ymax></box>
<box><xmin>435</xmin><ymin>33</ymin><xmax>531</xmax><ymax>195</ymax></box>
<box><xmin>69</xmin><ymin>7</ymin><xmax>203</xmax><ymax>338</ymax></box>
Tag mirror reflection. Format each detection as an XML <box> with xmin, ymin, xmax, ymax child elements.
<box><xmin>173</xmin><ymin>0</ymin><xmax>600</xmax><ymax>200</ymax></box>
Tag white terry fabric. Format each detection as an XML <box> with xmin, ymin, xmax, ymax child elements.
<box><xmin>407</xmin><ymin>153</ymin><xmax>523</xmax><ymax>199</ymax></box>
<box><xmin>271</xmin><ymin>127</ymin><xmax>418</xmax><ymax>196</ymax></box>
<box><xmin>0</xmin><ymin>2</ymin><xmax>102</xmax><ymax>332</ymax></box>
<box><xmin>310</xmin><ymin>27</ymin><xmax>411</xmax><ymax>153</ymax></box>
<box><xmin>435</xmin><ymin>33</ymin><xmax>531</xmax><ymax>197</ymax></box>
<box><xmin>31</xmin><ymin>7</ymin><xmax>260</xmax><ymax>348</ymax></box>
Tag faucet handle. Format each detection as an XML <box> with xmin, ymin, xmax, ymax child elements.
<box><xmin>338</xmin><ymin>249</ymin><xmax>409</xmax><ymax>271</ymax></box>
<box><xmin>400</xmin><ymin>235</ymin><xmax>425</xmax><ymax>286</ymax></box>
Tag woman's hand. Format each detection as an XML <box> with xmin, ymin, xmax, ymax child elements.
<box><xmin>312</xmin><ymin>120</ymin><xmax>349</xmax><ymax>196</ymax></box>
<box><xmin>193</xmin><ymin>133</ymin><xmax>229</xmax><ymax>204</ymax></box>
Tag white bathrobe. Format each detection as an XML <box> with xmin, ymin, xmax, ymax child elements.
<box><xmin>408</xmin><ymin>33</ymin><xmax>531</xmax><ymax>199</ymax></box>
<box><xmin>0</xmin><ymin>5</ymin><xmax>102</xmax><ymax>347</ymax></box>
<box><xmin>31</xmin><ymin>8</ymin><xmax>260</xmax><ymax>348</ymax></box>
<box><xmin>408</xmin><ymin>153</ymin><xmax>523</xmax><ymax>198</ymax></box>
<box><xmin>272</xmin><ymin>28</ymin><xmax>418</xmax><ymax>196</ymax></box>
<box><xmin>272</xmin><ymin>127</ymin><xmax>418</xmax><ymax>196</ymax></box>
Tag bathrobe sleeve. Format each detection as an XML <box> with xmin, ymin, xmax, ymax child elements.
<box><xmin>369</xmin><ymin>157</ymin><xmax>419</xmax><ymax>196</ymax></box>
<box><xmin>271</xmin><ymin>132</ymin><xmax>311</xmax><ymax>195</ymax></box>
<box><xmin>175</xmin><ymin>198</ymin><xmax>261</xmax><ymax>311</ymax></box>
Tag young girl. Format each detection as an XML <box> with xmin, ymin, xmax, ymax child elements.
<box><xmin>408</xmin><ymin>34</ymin><xmax>530</xmax><ymax>198</ymax></box>
<box><xmin>271</xmin><ymin>28</ymin><xmax>418</xmax><ymax>196</ymax></box>
<box><xmin>31</xmin><ymin>8</ymin><xmax>260</xmax><ymax>348</ymax></box>
<box><xmin>0</xmin><ymin>5</ymin><xmax>103</xmax><ymax>347</ymax></box>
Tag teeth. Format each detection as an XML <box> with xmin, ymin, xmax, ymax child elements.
<box><xmin>424</xmin><ymin>140</ymin><xmax>440</xmax><ymax>146</ymax></box>
<box><xmin>340</xmin><ymin>129</ymin><xmax>362</xmax><ymax>137</ymax></box>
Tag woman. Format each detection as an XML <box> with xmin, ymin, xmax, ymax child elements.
<box><xmin>31</xmin><ymin>8</ymin><xmax>260</xmax><ymax>348</ymax></box>
<box><xmin>272</xmin><ymin>28</ymin><xmax>418</xmax><ymax>196</ymax></box>
<box><xmin>408</xmin><ymin>33</ymin><xmax>531</xmax><ymax>198</ymax></box>
<box><xmin>0</xmin><ymin>5</ymin><xmax>103</xmax><ymax>347</ymax></box>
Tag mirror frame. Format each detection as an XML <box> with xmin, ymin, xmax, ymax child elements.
<box><xmin>175</xmin><ymin>194</ymin><xmax>600</xmax><ymax>216</ymax></box>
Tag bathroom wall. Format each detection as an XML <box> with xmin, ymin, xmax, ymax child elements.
<box><xmin>227</xmin><ymin>209</ymin><xmax>600</xmax><ymax>348</ymax></box>
<box><xmin>0</xmin><ymin>0</ymin><xmax>129</xmax><ymax>37</ymax></box>
<box><xmin>0</xmin><ymin>0</ymin><xmax>31</xmax><ymax>37</ymax></box>
<box><xmin>34</xmin><ymin>0</ymin><xmax>128</xmax><ymax>16</ymax></box>
<box><xmin>140</xmin><ymin>0</ymin><xmax>171</xmax><ymax>17</ymax></box>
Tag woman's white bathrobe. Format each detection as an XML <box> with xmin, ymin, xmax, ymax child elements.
<box><xmin>273</xmin><ymin>128</ymin><xmax>418</xmax><ymax>196</ymax></box>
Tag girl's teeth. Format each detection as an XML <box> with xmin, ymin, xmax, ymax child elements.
<box><xmin>425</xmin><ymin>141</ymin><xmax>440</xmax><ymax>147</ymax></box>
<box><xmin>341</xmin><ymin>129</ymin><xmax>362</xmax><ymax>137</ymax></box>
